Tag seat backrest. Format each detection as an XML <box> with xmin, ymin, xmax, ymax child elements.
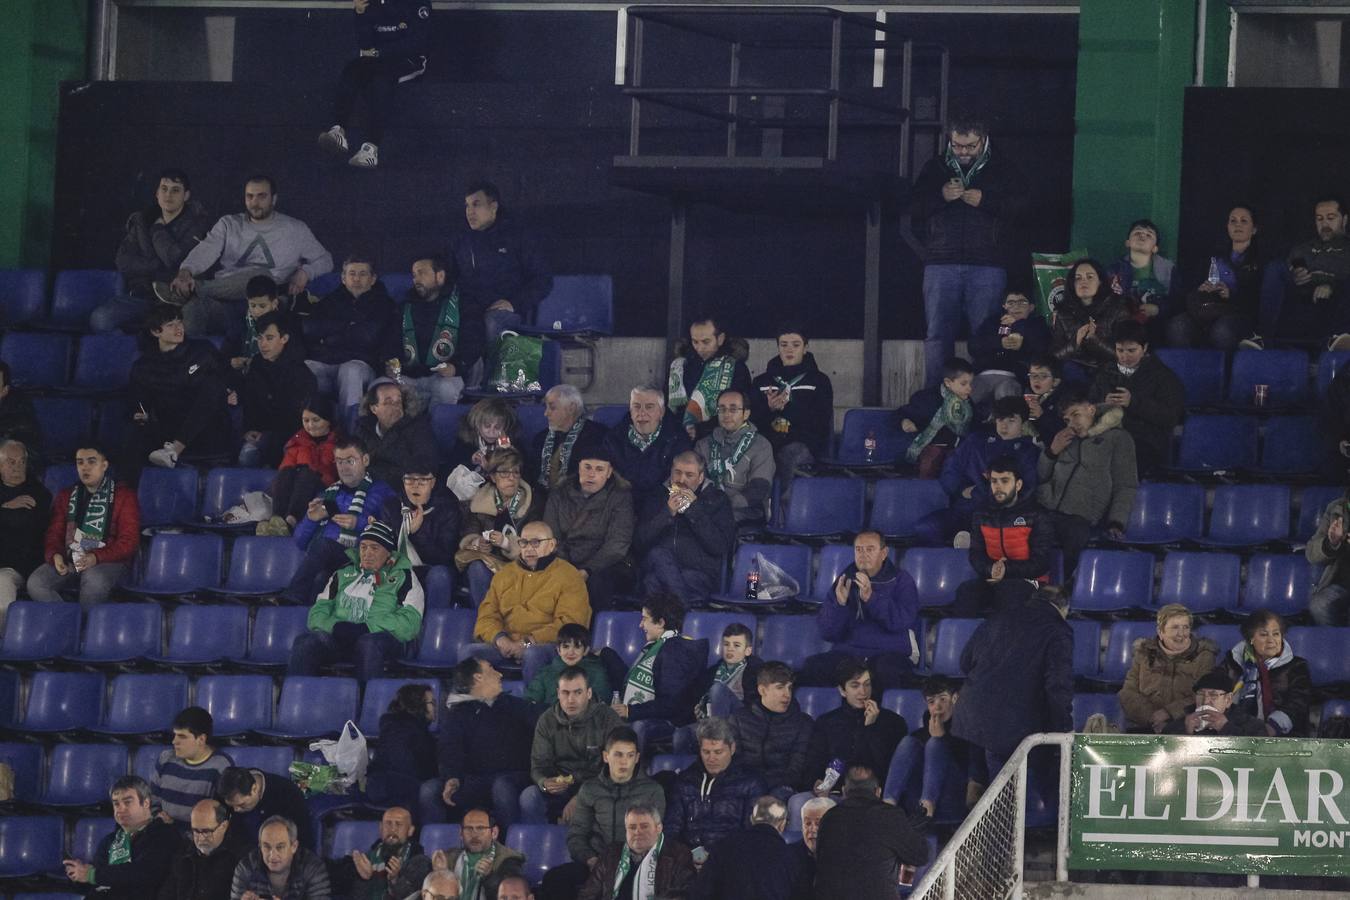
<box><xmin>1154</xmin><ymin>348</ymin><xmax>1225</xmax><ymax>406</ymax></box>
<box><xmin>1070</xmin><ymin>550</ymin><xmax>1154</xmax><ymax>612</ymax></box>
<box><xmin>0</xmin><ymin>742</ymin><xmax>45</xmax><ymax>802</ymax></box>
<box><xmin>227</xmin><ymin>745</ymin><xmax>295</xmax><ymax>777</ymax></box>
<box><xmin>728</xmin><ymin>543</ymin><xmax>812</xmax><ymax>602</ymax></box>
<box><xmin>685</xmin><ymin>612</ymin><xmax>758</xmax><ymax>665</ymax></box>
<box><xmin>515</xmin><ymin>404</ymin><xmax>548</xmax><ymax>446</ymax></box>
<box><xmin>50</xmin><ymin>269</ymin><xmax>123</xmax><ymax>328</ymax></box>
<box><xmin>73</xmin><ymin>602</ymin><xmax>162</xmax><ymax>660</ymax></box>
<box><xmin>1124</xmin><ymin>482</ymin><xmax>1205</xmax><ymax>543</ymax></box>
<box><xmin>533</xmin><ymin>274</ymin><xmax>614</xmax><ymax>333</ymax></box>
<box><xmin>1286</xmin><ymin>627</ymin><xmax>1350</xmax><ymax>686</ymax></box>
<box><xmin>201</xmin><ymin>467</ymin><xmax>275</xmax><ymax>519</ymax></box>
<box><xmin>223</xmin><ymin>536</ymin><xmax>304</xmax><ymax>593</ymax></box>
<box><xmin>758</xmin><ymin>614</ymin><xmax>829</xmax><ymax>668</ymax></box>
<box><xmin>2</xmin><ymin>601</ymin><xmax>81</xmax><ymax>661</ymax></box>
<box><xmin>1069</xmin><ymin>619</ymin><xmax>1103</xmax><ymax>678</ymax></box>
<box><xmin>1101</xmin><ymin>620</ymin><xmax>1158</xmax><ymax>683</ymax></box>
<box><xmin>1072</xmin><ymin>693</ymin><xmax>1125</xmax><ymax>732</ymax></box>
<box><xmin>70</xmin><ymin>817</ymin><xmax>116</xmax><ymax>864</ymax></box>
<box><xmin>103</xmin><ymin>674</ymin><xmax>189</xmax><ymax>732</ymax></box>
<box><xmin>422</xmin><ymin>565</ymin><xmax>454</xmax><ymax>609</ymax></box>
<box><xmin>930</xmin><ymin>618</ymin><xmax>982</xmax><ymax>676</ymax></box>
<box><xmin>274</xmin><ymin>676</ymin><xmax>360</xmax><ymax>736</ymax></box>
<box><xmin>23</xmin><ymin>671</ymin><xmax>105</xmax><ymax>731</ymax></box>
<box><xmin>0</xmin><ymin>268</ymin><xmax>48</xmax><ymax>324</ymax></box>
<box><xmin>1195</xmin><ymin>623</ymin><xmax>1242</xmax><ymax>657</ymax></box>
<box><xmin>1157</xmin><ymin>551</ymin><xmax>1241</xmax><ymax>614</ymax></box>
<box><xmin>504</xmin><ymin>824</ymin><xmax>571</xmax><ymax>884</ymax></box>
<box><xmin>1317</xmin><ymin>349</ymin><xmax>1350</xmax><ymax>398</ymax></box>
<box><xmin>131</xmin><ymin>744</ymin><xmax>169</xmax><ymax>784</ymax></box>
<box><xmin>880</xmin><ymin>688</ymin><xmax>926</xmax><ymax>729</ymax></box>
<box><xmin>72</xmin><ymin>333</ymin><xmax>139</xmax><ymax>390</ymax></box>
<box><xmin>869</xmin><ymin>478</ymin><xmax>949</xmax><ymax>538</ymax></box>
<box><xmin>835</xmin><ymin>408</ymin><xmax>907</xmax><ymax>464</ymax></box>
<box><xmin>141</xmin><ymin>532</ymin><xmax>225</xmax><ymax>591</ymax></box>
<box><xmin>359</xmin><ymin>678</ymin><xmax>441</xmax><ymax>737</ymax></box>
<box><xmin>589</xmin><ymin>404</ymin><xmax>628</xmax><ymax>430</ymax></box>
<box><xmin>591</xmin><ymin>611</ymin><xmax>644</xmax><ymax>667</ymax></box>
<box><xmin>0</xmin><ymin>815</ymin><xmax>65</xmax><ymax>877</ymax></box>
<box><xmin>1207</xmin><ymin>484</ymin><xmax>1291</xmax><ymax>544</ymax></box>
<box><xmin>137</xmin><ymin>467</ymin><xmax>201</xmax><ymax>528</ymax></box>
<box><xmin>1242</xmin><ymin>553</ymin><xmax>1320</xmax><ymax>616</ymax></box>
<box><xmin>1259</xmin><ymin>415</ymin><xmax>1325</xmax><ymax>474</ymax></box>
<box><xmin>242</xmin><ymin>606</ymin><xmax>311</xmax><ymax>665</ymax></box>
<box><xmin>411</xmin><ymin>607</ymin><xmax>477</xmax><ymax>666</ymax></box>
<box><xmin>430</xmin><ymin>405</ymin><xmax>472</xmax><ymax>466</ymax></box>
<box><xmin>164</xmin><ymin>604</ymin><xmax>249</xmax><ymax>661</ymax></box>
<box><xmin>329</xmin><ymin>820</ymin><xmax>382</xmax><ymax>860</ymax></box>
<box><xmin>899</xmin><ymin>548</ymin><xmax>975</xmax><ymax>609</ymax></box>
<box><xmin>45</xmin><ymin>743</ymin><xmax>130</xmax><ymax>804</ymax></box>
<box><xmin>647</xmin><ymin>753</ymin><xmax>697</xmax><ymax>776</ymax></box>
<box><xmin>779</xmin><ymin>477</ymin><xmax>865</xmax><ymax>535</ymax></box>
<box><xmin>1228</xmin><ymin>348</ymin><xmax>1311</xmax><ymax>407</ymax></box>
<box><xmin>418</xmin><ymin>823</ymin><xmax>464</xmax><ymax>853</ymax></box>
<box><xmin>1297</xmin><ymin>485</ymin><xmax>1342</xmax><ymax>540</ymax></box>
<box><xmin>196</xmin><ymin>674</ymin><xmax>276</xmax><ymax>735</ymax></box>
<box><xmin>33</xmin><ymin>398</ymin><xmax>95</xmax><ymax>456</ymax></box>
<box><xmin>811</xmin><ymin>544</ymin><xmax>855</xmax><ymax>601</ymax></box>
<box><xmin>0</xmin><ymin>332</ymin><xmax>72</xmax><ymax>387</ymax></box>
<box><xmin>795</xmin><ymin>686</ymin><xmax>843</xmax><ymax>718</ymax></box>
<box><xmin>1174</xmin><ymin>414</ymin><xmax>1258</xmax><ymax>471</ymax></box>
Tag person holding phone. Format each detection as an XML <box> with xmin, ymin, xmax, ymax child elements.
<box><xmin>1241</xmin><ymin>195</ymin><xmax>1350</xmax><ymax>349</ymax></box>
<box><xmin>64</xmin><ymin>776</ymin><xmax>178</xmax><ymax>899</ymax></box>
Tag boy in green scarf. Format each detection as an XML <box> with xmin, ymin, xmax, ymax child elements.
<box><xmin>898</xmin><ymin>358</ymin><xmax>975</xmax><ymax>478</ymax></box>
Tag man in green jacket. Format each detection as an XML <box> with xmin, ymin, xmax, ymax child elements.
<box><xmin>288</xmin><ymin>519</ymin><xmax>425</xmax><ymax>684</ymax></box>
<box><xmin>521</xmin><ymin>666</ymin><xmax>623</xmax><ymax>824</ymax></box>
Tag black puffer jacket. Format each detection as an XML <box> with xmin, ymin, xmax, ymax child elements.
<box><xmin>666</xmin><ymin>758</ymin><xmax>768</xmax><ymax>850</ymax></box>
<box><xmin>911</xmin><ymin>149</ymin><xmax>1026</xmax><ymax>268</ymax></box>
<box><xmin>730</xmin><ymin>699</ymin><xmax>814</xmax><ymax>790</ymax></box>
<box><xmin>355</xmin><ymin>401</ymin><xmax>438</xmax><ymax>486</ymax></box>
<box><xmin>633</xmin><ymin>481</ymin><xmax>736</xmax><ymax>590</ymax></box>
<box><xmin>749</xmin><ymin>353</ymin><xmax>835</xmax><ymax>456</ymax></box>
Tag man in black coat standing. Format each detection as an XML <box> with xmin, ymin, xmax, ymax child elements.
<box><xmin>692</xmin><ymin>795</ymin><xmax>799</xmax><ymax>900</ymax></box>
<box><xmin>157</xmin><ymin>798</ymin><xmax>249</xmax><ymax>900</ymax></box>
<box><xmin>813</xmin><ymin>768</ymin><xmax>929</xmax><ymax>900</ymax></box>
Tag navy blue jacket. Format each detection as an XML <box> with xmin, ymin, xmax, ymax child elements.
<box><xmin>602</xmin><ymin>412</ymin><xmax>693</xmax><ymax>511</ymax></box>
<box><xmin>633</xmin><ymin>481</ymin><xmax>736</xmax><ymax>590</ymax></box>
<box><xmin>369</xmin><ymin>709</ymin><xmax>437</xmax><ymax>782</ymax></box>
<box><xmin>306</xmin><ymin>282</ymin><xmax>401</xmax><ymax>368</ymax></box>
<box><xmin>730</xmin><ymin>699</ymin><xmax>814</xmax><ymax>791</ymax></box>
<box><xmin>967</xmin><ymin>310</ymin><xmax>1051</xmax><ymax>380</ymax></box>
<box><xmin>436</xmin><ymin>693</ymin><xmax>534</xmax><ymax>780</ymax></box>
<box><xmin>938</xmin><ymin>428</ymin><xmax>1041</xmax><ymax>505</ymax></box>
<box><xmin>627</xmin><ymin>634</ymin><xmax>709</xmax><ymax>726</ymax></box>
<box><xmin>951</xmin><ymin>595</ymin><xmax>1074</xmax><ymax>756</ymax></box>
<box><xmin>666</xmin><ymin>758</ymin><xmax>768</xmax><ymax>850</ymax></box>
<box><xmin>447</xmin><ymin>214</ymin><xmax>552</xmax><ymax>320</ymax></box>
<box><xmin>356</xmin><ymin>0</ymin><xmax>431</xmax><ymax>58</ymax></box>
<box><xmin>803</xmin><ymin>703</ymin><xmax>907</xmax><ymax>785</ymax></box>
<box><xmin>692</xmin><ymin>823</ymin><xmax>799</xmax><ymax>900</ymax></box>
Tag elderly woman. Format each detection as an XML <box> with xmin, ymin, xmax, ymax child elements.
<box><xmin>448</xmin><ymin>397</ymin><xmax>522</xmax><ymax>475</ymax></box>
<box><xmin>455</xmin><ymin>446</ymin><xmax>539</xmax><ymax>575</ymax></box>
<box><xmin>1049</xmin><ymin>258</ymin><xmax>1130</xmax><ymax>373</ymax></box>
<box><xmin>1117</xmin><ymin>603</ymin><xmax>1218</xmax><ymax>733</ymax></box>
<box><xmin>354</xmin><ymin>377</ymin><xmax>437</xmax><ymax>486</ymax></box>
<box><xmin>530</xmin><ymin>384</ymin><xmax>607</xmax><ymax>492</ymax></box>
<box><xmin>1222</xmin><ymin>609</ymin><xmax>1313</xmax><ymax>737</ymax></box>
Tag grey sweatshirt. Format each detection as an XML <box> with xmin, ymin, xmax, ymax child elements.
<box><xmin>695</xmin><ymin>425</ymin><xmax>775</xmax><ymax>522</ymax></box>
<box><xmin>181</xmin><ymin>211</ymin><xmax>333</xmax><ymax>282</ymax></box>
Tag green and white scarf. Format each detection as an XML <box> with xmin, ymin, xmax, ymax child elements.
<box><xmin>668</xmin><ymin>355</ymin><xmax>737</xmax><ymax>429</ymax></box>
<box><xmin>623</xmin><ymin>630</ymin><xmax>675</xmax><ymax>705</ymax></box>
<box><xmin>706</xmin><ymin>425</ymin><xmax>758</xmax><ymax>487</ymax></box>
<box><xmin>944</xmin><ymin>135</ymin><xmax>991</xmax><ymax>188</ymax></box>
<box><xmin>66</xmin><ymin>476</ymin><xmax>115</xmax><ymax>547</ymax></box>
<box><xmin>494</xmin><ymin>486</ymin><xmax>525</xmax><ymax>523</ymax></box>
<box><xmin>453</xmin><ymin>843</ymin><xmax>496</xmax><ymax>900</ymax></box>
<box><xmin>612</xmin><ymin>833</ymin><xmax>663</xmax><ymax>900</ymax></box>
<box><xmin>323</xmin><ymin>475</ymin><xmax>372</xmax><ymax>547</ymax></box>
<box><xmin>243</xmin><ymin>312</ymin><xmax>261</xmax><ymax>359</ymax></box>
<box><xmin>357</xmin><ymin>841</ymin><xmax>413</xmax><ymax>900</ymax></box>
<box><xmin>105</xmin><ymin>828</ymin><xmax>133</xmax><ymax>866</ymax></box>
<box><xmin>905</xmin><ymin>385</ymin><xmax>972</xmax><ymax>463</ymax></box>
<box><xmin>403</xmin><ymin>289</ymin><xmax>461</xmax><ymax>368</ymax></box>
<box><xmin>697</xmin><ymin>658</ymin><xmax>747</xmax><ymax>717</ymax></box>
<box><xmin>540</xmin><ymin>419</ymin><xmax>584</xmax><ymax>486</ymax></box>
<box><xmin>627</xmin><ymin>422</ymin><xmax>661</xmax><ymax>452</ymax></box>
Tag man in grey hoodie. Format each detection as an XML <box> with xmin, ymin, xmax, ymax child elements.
<box><xmin>164</xmin><ymin>174</ymin><xmax>332</xmax><ymax>336</ymax></box>
<box><xmin>694</xmin><ymin>388</ymin><xmax>775</xmax><ymax>529</ymax></box>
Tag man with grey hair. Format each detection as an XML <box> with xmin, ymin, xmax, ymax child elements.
<box><xmin>691</xmin><ymin>795</ymin><xmax>796</xmax><ymax>900</ymax></box>
<box><xmin>788</xmin><ymin>797</ymin><xmax>835</xmax><ymax>900</ymax></box>
<box><xmin>634</xmin><ymin>450</ymin><xmax>736</xmax><ymax>604</ymax></box>
<box><xmin>665</xmin><ymin>717</ymin><xmax>768</xmax><ymax>854</ymax></box>
<box><xmin>63</xmin><ymin>775</ymin><xmax>178</xmax><ymax>899</ymax></box>
<box><xmin>0</xmin><ymin>437</ymin><xmax>50</xmax><ymax>628</ymax></box>
<box><xmin>603</xmin><ymin>384</ymin><xmax>693</xmax><ymax>511</ymax></box>
<box><xmin>532</xmin><ymin>384</ymin><xmax>607</xmax><ymax>492</ymax></box>
<box><xmin>578</xmin><ymin>804</ymin><xmax>696</xmax><ymax>900</ymax></box>
<box><xmin>229</xmin><ymin>815</ymin><xmax>332</xmax><ymax>900</ymax></box>
<box><xmin>418</xmin><ymin>869</ymin><xmax>461</xmax><ymax>900</ymax></box>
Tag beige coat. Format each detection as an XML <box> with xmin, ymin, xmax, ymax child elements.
<box><xmin>1117</xmin><ymin>635</ymin><xmax>1218</xmax><ymax>729</ymax></box>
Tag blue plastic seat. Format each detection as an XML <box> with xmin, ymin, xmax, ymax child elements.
<box><xmin>1286</xmin><ymin>627</ymin><xmax>1350</xmax><ymax>686</ymax></box>
<box><xmin>123</xmin><ymin>532</ymin><xmax>223</xmax><ymax>595</ymax></box>
<box><xmin>684</xmin><ymin>612</ymin><xmax>757</xmax><ymax>665</ymax></box>
<box><xmin>0</xmin><ymin>268</ymin><xmax>47</xmax><ymax>325</ymax></box>
<box><xmin>589</xmin><ymin>404</ymin><xmax>628</xmax><ymax>429</ymax></box>
<box><xmin>770</xmin><ymin>477</ymin><xmax>865</xmax><ymax>537</ymax></box>
<box><xmin>197</xmin><ymin>675</ymin><xmax>276</xmax><ymax>735</ymax></box>
<box><xmin>1070</xmin><ymin>550</ymin><xmax>1154</xmax><ymax>614</ymax></box>
<box><xmin>808</xmin><ymin>544</ymin><xmax>855</xmax><ymax>605</ymax></box>
<box><xmin>1172</xmin><ymin>414</ymin><xmax>1258</xmax><ymax>472</ymax></box>
<box><xmin>646</xmin><ymin>754</ymin><xmax>696</xmax><ymax>776</ymax></box>
<box><xmin>67</xmin><ymin>333</ymin><xmax>139</xmax><ymax>393</ymax></box>
<box><xmin>827</xmin><ymin>408</ymin><xmax>907</xmax><ymax>466</ymax></box>
<box><xmin>1255</xmin><ymin>416</ymin><xmax>1326</xmax><ymax>476</ymax></box>
<box><xmin>1199</xmin><ymin>484</ymin><xmax>1291</xmax><ymax>547</ymax></box>
<box><xmin>899</xmin><ymin>548</ymin><xmax>974</xmax><ymax>610</ymax></box>
<box><xmin>309</xmin><ymin>272</ymin><xmax>341</xmax><ymax>296</ymax></box>
<box><xmin>1099</xmin><ymin>620</ymin><xmax>1157</xmax><ymax>684</ymax></box>
<box><xmin>1157</xmin><ymin>551</ymin><xmax>1241</xmax><ymax>615</ymax></box>
<box><xmin>1319</xmin><ymin>698</ymin><xmax>1350</xmax><ymax>736</ymax></box>
<box><xmin>70</xmin><ymin>817</ymin><xmax>116</xmax><ymax>865</ymax></box>
<box><xmin>40</xmin><ymin>743</ymin><xmax>130</xmax><ymax>806</ymax></box>
<box><xmin>136</xmin><ymin>467</ymin><xmax>201</xmax><ymax>530</ymax></box>
<box><xmin>419</xmin><ymin>823</ymin><xmax>464</xmax><ymax>853</ymax></box>
<box><xmin>49</xmin><ymin>270</ymin><xmax>122</xmax><ymax>330</ymax></box>
<box><xmin>869</xmin><ymin>479</ymin><xmax>949</xmax><ymax>541</ymax></box>
<box><xmin>467</xmin><ymin>561</ymin><xmax>493</xmax><ymax>608</ymax></box>
<box><xmin>1195</xmin><ymin>623</ymin><xmax>1242</xmax><ymax>656</ymax></box>
<box><xmin>929</xmin><ymin>618</ymin><xmax>981</xmax><ymax>676</ymax></box>
<box><xmin>1072</xmin><ymin>693</ymin><xmax>1124</xmax><ymax>732</ymax></box>
<box><xmin>422</xmin><ymin>565</ymin><xmax>454</xmax><ymax>609</ymax></box>
<box><xmin>429</xmin><ymin>405</ymin><xmax>472</xmax><ymax>466</ymax></box>
<box><xmin>0</xmin><ymin>743</ymin><xmax>44</xmax><ymax>803</ymax></box>
<box><xmin>329</xmin><ymin>820</ymin><xmax>381</xmax><ymax>860</ymax></box>
<box><xmin>794</xmin><ymin>687</ymin><xmax>842</xmax><ymax>718</ymax></box>
<box><xmin>504</xmin><ymin>824</ymin><xmax>571</xmax><ymax>884</ymax></box>
<box><xmin>402</xmin><ymin>607</ymin><xmax>477</xmax><ymax>671</ymax></box>
<box><xmin>255</xmin><ymin>676</ymin><xmax>360</xmax><ymax>739</ymax></box>
<box><xmin>1121</xmin><ymin>482</ymin><xmax>1205</xmax><ymax>545</ymax></box>
<box><xmin>1069</xmin><ymin>619</ymin><xmax>1102</xmax><ymax>678</ymax></box>
<box><xmin>147</xmin><ymin>604</ymin><xmax>249</xmax><ymax>665</ymax></box>
<box><xmin>1154</xmin><ymin>348</ymin><xmax>1225</xmax><ymax>406</ymax></box>
<box><xmin>200</xmin><ymin>468</ymin><xmax>275</xmax><ymax>523</ymax></box>
<box><xmin>32</xmin><ymin>397</ymin><xmax>95</xmax><ymax>456</ymax></box>
<box><xmin>716</xmin><ymin>543</ymin><xmax>812</xmax><ymax>607</ymax></box>
<box><xmin>880</xmin><ymin>688</ymin><xmax>926</xmax><ymax>729</ymax></box>
<box><xmin>228</xmin><ymin>746</ymin><xmax>295</xmax><ymax>777</ymax></box>
<box><xmin>0</xmin><ymin>816</ymin><xmax>64</xmax><ymax>877</ymax></box>
<box><xmin>1297</xmin><ymin>485</ymin><xmax>1342</xmax><ymax>541</ymax></box>
<box><xmin>1</xmin><ymin>601</ymin><xmax>81</xmax><ymax>661</ymax></box>
<box><xmin>591</xmin><ymin>611</ymin><xmax>644</xmax><ymax>667</ymax></box>
<box><xmin>62</xmin><ymin>603</ymin><xmax>163</xmax><ymax>665</ymax></box>
<box><xmin>758</xmin><ymin>615</ymin><xmax>829</xmax><ymax>669</ymax></box>
<box><xmin>519</xmin><ymin>275</ymin><xmax>614</xmax><ymax>336</ymax></box>
<box><xmin>381</xmin><ymin>272</ymin><xmax>413</xmax><ymax>300</ymax></box>
<box><xmin>21</xmin><ymin>671</ymin><xmax>104</xmax><ymax>733</ymax></box>
<box><xmin>42</xmin><ymin>463</ymin><xmax>77</xmax><ymax>501</ymax></box>
<box><xmin>0</xmin><ymin>332</ymin><xmax>72</xmax><ymax>387</ymax></box>
<box><xmin>214</xmin><ymin>536</ymin><xmax>304</xmax><ymax>597</ymax></box>
<box><xmin>131</xmin><ymin>744</ymin><xmax>169</xmax><ymax>784</ymax></box>
<box><xmin>515</xmin><ymin>404</ymin><xmax>548</xmax><ymax>447</ymax></box>
<box><xmin>90</xmin><ymin>673</ymin><xmax>189</xmax><ymax>736</ymax></box>
<box><xmin>359</xmin><ymin>678</ymin><xmax>441</xmax><ymax>738</ymax></box>
<box><xmin>235</xmin><ymin>606</ymin><xmax>310</xmax><ymax>669</ymax></box>
<box><xmin>1241</xmin><ymin>553</ymin><xmax>1317</xmax><ymax>616</ymax></box>
<box><xmin>1228</xmin><ymin>348</ymin><xmax>1311</xmax><ymax>408</ymax></box>
<box><xmin>1316</xmin><ymin>349</ymin><xmax>1350</xmax><ymax>399</ymax></box>
<box><xmin>94</xmin><ymin>397</ymin><xmax>131</xmax><ymax>451</ymax></box>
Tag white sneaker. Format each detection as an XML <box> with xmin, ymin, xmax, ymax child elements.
<box><xmin>317</xmin><ymin>125</ymin><xmax>348</xmax><ymax>155</ymax></box>
<box><xmin>1238</xmin><ymin>334</ymin><xmax>1264</xmax><ymax>350</ymax></box>
<box><xmin>348</xmin><ymin>142</ymin><xmax>379</xmax><ymax>168</ymax></box>
<box><xmin>1329</xmin><ymin>334</ymin><xmax>1350</xmax><ymax>352</ymax></box>
<box><xmin>148</xmin><ymin>442</ymin><xmax>179</xmax><ymax>468</ymax></box>
<box><xmin>952</xmin><ymin>530</ymin><xmax>971</xmax><ymax>549</ymax></box>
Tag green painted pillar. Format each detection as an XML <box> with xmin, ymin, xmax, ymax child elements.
<box><xmin>0</xmin><ymin>1</ymin><xmax>87</xmax><ymax>269</ymax></box>
<box><xmin>1071</xmin><ymin>0</ymin><xmax>1227</xmax><ymax>261</ymax></box>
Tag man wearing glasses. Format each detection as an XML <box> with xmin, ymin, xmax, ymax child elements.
<box><xmin>911</xmin><ymin>114</ymin><xmax>1027</xmax><ymax>389</ymax></box>
<box><xmin>159</xmin><ymin>799</ymin><xmax>249</xmax><ymax>900</ymax></box>
<box><xmin>693</xmin><ymin>388</ymin><xmax>774</xmax><ymax>530</ymax></box>
<box><xmin>428</xmin><ymin>808</ymin><xmax>525</xmax><ymax>900</ymax></box>
<box><xmin>1164</xmin><ymin>670</ymin><xmax>1266</xmax><ymax>736</ymax></box>
<box><xmin>419</xmin><ymin>870</ymin><xmax>461</xmax><ymax>899</ymax></box>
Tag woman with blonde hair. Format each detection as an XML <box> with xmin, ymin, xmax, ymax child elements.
<box><xmin>1117</xmin><ymin>603</ymin><xmax>1217</xmax><ymax>733</ymax></box>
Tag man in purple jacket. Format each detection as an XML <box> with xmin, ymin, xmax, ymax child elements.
<box><xmin>798</xmin><ymin>530</ymin><xmax>919</xmax><ymax>694</ymax></box>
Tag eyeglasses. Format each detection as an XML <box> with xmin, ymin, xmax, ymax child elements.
<box><xmin>950</xmin><ymin>138</ymin><xmax>982</xmax><ymax>152</ymax></box>
<box><xmin>422</xmin><ymin>892</ymin><xmax>460</xmax><ymax>900</ymax></box>
<box><xmin>716</xmin><ymin>406</ymin><xmax>744</xmax><ymax>414</ymax></box>
<box><xmin>491</xmin><ymin>469</ymin><xmax>521</xmax><ymax>477</ymax></box>
<box><xmin>518</xmin><ymin>538</ymin><xmax>554</xmax><ymax>549</ymax></box>
<box><xmin>189</xmin><ymin>823</ymin><xmax>224</xmax><ymax>837</ymax></box>
<box><xmin>403</xmin><ymin>475</ymin><xmax>436</xmax><ymax>484</ymax></box>
<box><xmin>1195</xmin><ymin>690</ymin><xmax>1228</xmax><ymax>701</ymax></box>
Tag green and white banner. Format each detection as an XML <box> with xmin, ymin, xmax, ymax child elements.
<box><xmin>1069</xmin><ymin>734</ymin><xmax>1350</xmax><ymax>876</ymax></box>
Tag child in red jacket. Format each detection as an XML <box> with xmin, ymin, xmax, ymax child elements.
<box><xmin>259</xmin><ymin>396</ymin><xmax>339</xmax><ymax>536</ymax></box>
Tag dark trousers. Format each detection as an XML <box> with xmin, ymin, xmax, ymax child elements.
<box><xmin>799</xmin><ymin>649</ymin><xmax>912</xmax><ymax>695</ymax></box>
<box><xmin>282</xmin><ymin>536</ymin><xmax>350</xmax><ymax>604</ymax></box>
<box><xmin>541</xmin><ymin>861</ymin><xmax>591</xmax><ymax>900</ymax></box>
<box><xmin>333</xmin><ymin>55</ymin><xmax>426</xmax><ymax>144</ymax></box>
<box><xmin>271</xmin><ymin>466</ymin><xmax>325</xmax><ymax>522</ymax></box>
<box><xmin>287</xmin><ymin>624</ymin><xmax>406</xmax><ymax>684</ymax></box>
<box><xmin>951</xmin><ymin>577</ymin><xmax>1037</xmax><ymax>617</ymax></box>
<box><xmin>641</xmin><ymin>547</ymin><xmax>717</xmax><ymax>605</ymax></box>
<box><xmin>417</xmin><ymin>771</ymin><xmax>529</xmax><ymax>828</ymax></box>
<box><xmin>583</xmin><ymin>560</ymin><xmax>635</xmax><ymax>613</ymax></box>
<box><xmin>1045</xmin><ymin>510</ymin><xmax>1092</xmax><ymax>577</ymax></box>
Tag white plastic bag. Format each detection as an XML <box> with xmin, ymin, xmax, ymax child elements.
<box><xmin>220</xmin><ymin>490</ymin><xmax>273</xmax><ymax>524</ymax></box>
<box><xmin>445</xmin><ymin>465</ymin><xmax>486</xmax><ymax>502</ymax></box>
<box><xmin>754</xmin><ymin>552</ymin><xmax>800</xmax><ymax>600</ymax></box>
<box><xmin>309</xmin><ymin>720</ymin><xmax>369</xmax><ymax>789</ymax></box>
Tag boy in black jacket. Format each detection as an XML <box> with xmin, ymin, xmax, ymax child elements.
<box><xmin>750</xmin><ymin>324</ymin><xmax>834</xmax><ymax>503</ymax></box>
<box><xmin>237</xmin><ymin>311</ymin><xmax>318</xmax><ymax>468</ymax></box>
<box><xmin>303</xmin><ymin>255</ymin><xmax>401</xmax><ymax>411</ymax></box>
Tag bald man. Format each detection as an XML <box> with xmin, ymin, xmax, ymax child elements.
<box><xmin>421</xmin><ymin>869</ymin><xmax>460</xmax><ymax>899</ymax></box>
